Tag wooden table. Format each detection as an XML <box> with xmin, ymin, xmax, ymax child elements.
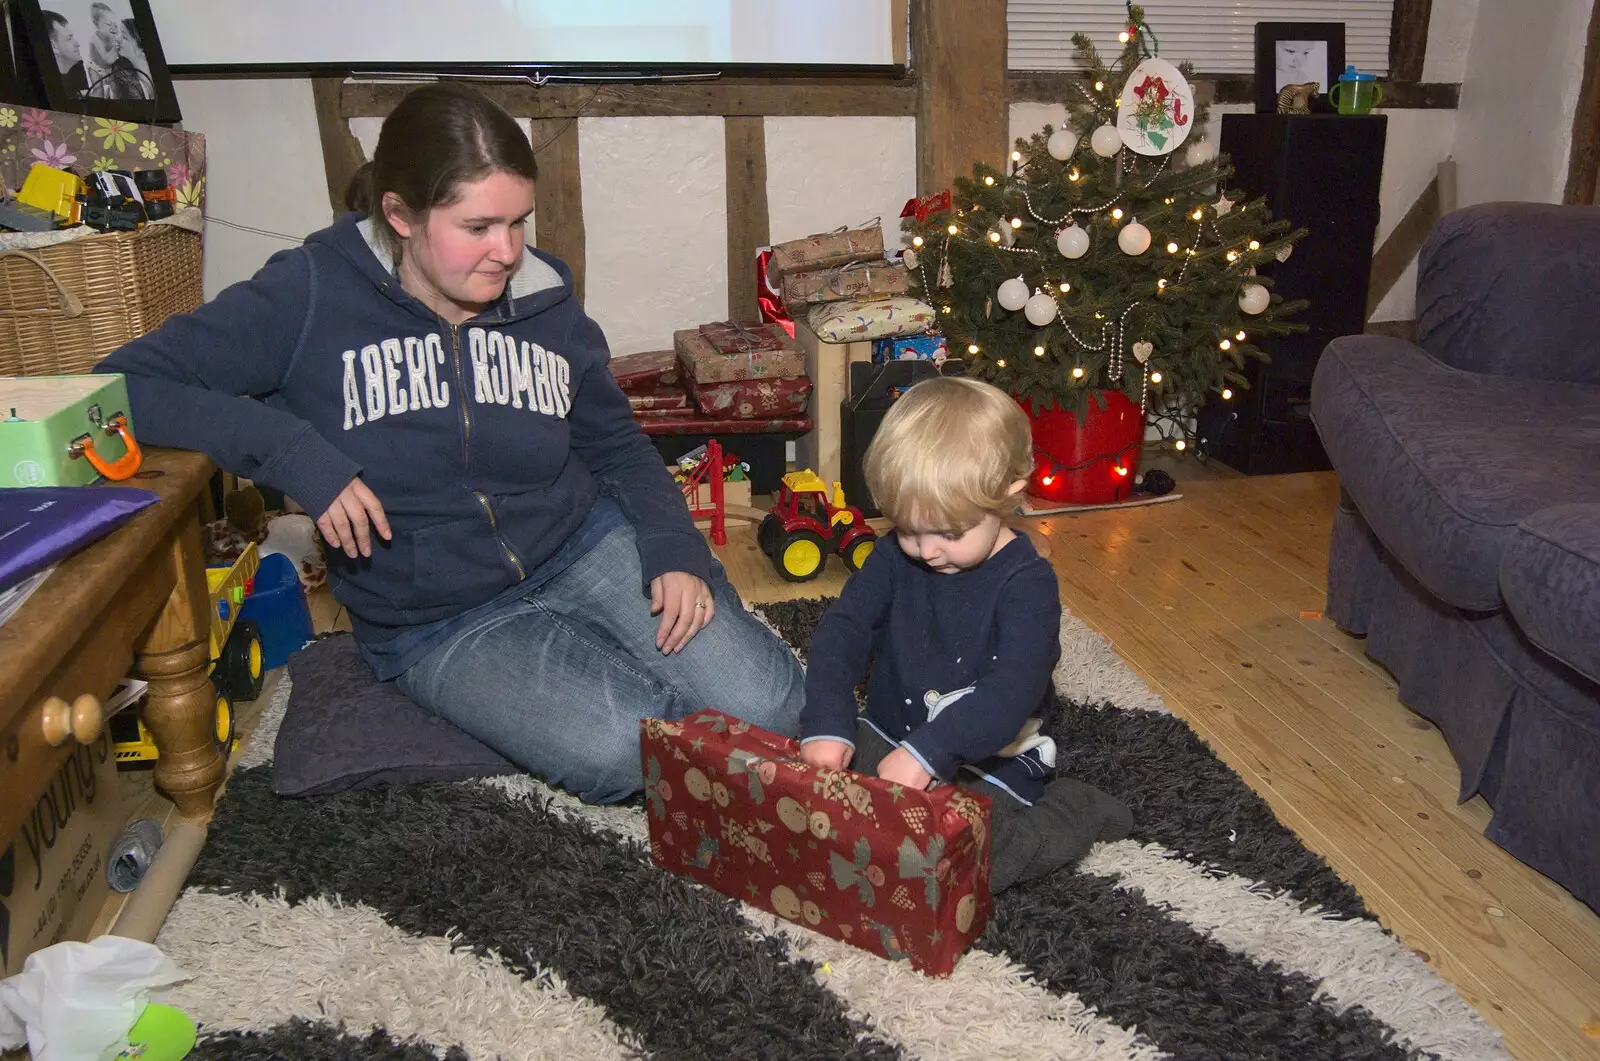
<box><xmin>1</xmin><ymin>448</ymin><xmax>223</xmax><ymax>842</ymax></box>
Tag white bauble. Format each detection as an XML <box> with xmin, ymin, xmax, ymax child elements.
<box><xmin>1090</xmin><ymin>124</ymin><xmax>1124</xmax><ymax>157</ymax></box>
<box><xmin>1055</xmin><ymin>223</ymin><xmax>1090</xmax><ymax>259</ymax></box>
<box><xmin>1047</xmin><ymin>128</ymin><xmax>1079</xmax><ymax>161</ymax></box>
<box><xmin>1024</xmin><ymin>291</ymin><xmax>1058</xmax><ymax>326</ymax></box>
<box><xmin>1117</xmin><ymin>219</ymin><xmax>1152</xmax><ymax>256</ymax></box>
<box><xmin>997</xmin><ymin>276</ymin><xmax>1030</xmax><ymax>311</ymax></box>
<box><xmin>1238</xmin><ymin>283</ymin><xmax>1270</xmax><ymax>315</ymax></box>
<box><xmin>902</xmin><ymin>248</ymin><xmax>919</xmax><ymax>270</ymax></box>
<box><xmin>1185</xmin><ymin>138</ymin><xmax>1216</xmax><ymax>166</ymax></box>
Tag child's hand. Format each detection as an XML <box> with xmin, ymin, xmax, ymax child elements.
<box><xmin>877</xmin><ymin>747</ymin><xmax>933</xmax><ymax>790</ymax></box>
<box><xmin>801</xmin><ymin>739</ymin><xmax>853</xmax><ymax>772</ymax></box>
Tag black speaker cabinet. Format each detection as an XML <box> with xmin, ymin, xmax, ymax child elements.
<box><xmin>839</xmin><ymin>360</ymin><xmax>946</xmax><ymax>518</ymax></box>
<box><xmin>1196</xmin><ymin>113</ymin><xmax>1386</xmax><ymax>475</ymax></box>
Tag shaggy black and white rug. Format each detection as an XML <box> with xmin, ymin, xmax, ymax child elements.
<box><xmin>154</xmin><ymin>601</ymin><xmax>1507</xmax><ymax>1061</ymax></box>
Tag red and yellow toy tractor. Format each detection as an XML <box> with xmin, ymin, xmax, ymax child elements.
<box><xmin>758</xmin><ymin>471</ymin><xmax>876</xmax><ymax>582</ymax></box>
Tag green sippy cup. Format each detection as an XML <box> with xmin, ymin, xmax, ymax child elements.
<box><xmin>1330</xmin><ymin>65</ymin><xmax>1383</xmax><ymax>114</ymax></box>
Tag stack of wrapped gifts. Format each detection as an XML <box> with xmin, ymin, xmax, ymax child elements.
<box><xmin>767</xmin><ymin>221</ymin><xmax>938</xmax><ymax>345</ymax></box>
<box><xmin>609</xmin><ymin>321</ymin><xmax>814</xmax><ymax>437</ymax></box>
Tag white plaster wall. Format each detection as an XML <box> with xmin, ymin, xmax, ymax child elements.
<box><xmin>1453</xmin><ymin>0</ymin><xmax>1590</xmax><ymax>207</ymax></box>
<box><xmin>763</xmin><ymin>116</ymin><xmax>916</xmax><ymax>249</ymax></box>
<box><xmin>1424</xmin><ymin>0</ymin><xmax>1480</xmax><ymax>83</ymax></box>
<box><xmin>579</xmin><ymin>116</ymin><xmax>727</xmax><ymax>356</ymax></box>
<box><xmin>172</xmin><ymin>78</ymin><xmax>329</xmax><ymax>298</ymax></box>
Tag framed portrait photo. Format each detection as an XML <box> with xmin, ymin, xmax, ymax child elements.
<box><xmin>1254</xmin><ymin>22</ymin><xmax>1345</xmax><ymax>114</ymax></box>
<box><xmin>9</xmin><ymin>0</ymin><xmax>180</xmax><ymax>123</ymax></box>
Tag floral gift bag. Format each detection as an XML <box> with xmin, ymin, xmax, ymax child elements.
<box><xmin>0</xmin><ymin>105</ymin><xmax>205</xmax><ymax>213</ymax></box>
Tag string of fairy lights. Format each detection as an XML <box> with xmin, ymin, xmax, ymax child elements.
<box><xmin>897</xmin><ymin>15</ymin><xmax>1303</xmax><ymax>478</ymax></box>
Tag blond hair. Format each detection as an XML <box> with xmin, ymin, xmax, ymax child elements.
<box><xmin>863</xmin><ymin>376</ymin><xmax>1033</xmax><ymax>529</ymax></box>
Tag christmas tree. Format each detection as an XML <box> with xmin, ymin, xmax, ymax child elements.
<box><xmin>901</xmin><ymin>5</ymin><xmax>1308</xmax><ymax>449</ymax></box>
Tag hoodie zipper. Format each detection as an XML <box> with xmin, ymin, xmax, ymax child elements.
<box><xmin>449</xmin><ymin>323</ymin><xmax>527</xmax><ymax>580</ymax></box>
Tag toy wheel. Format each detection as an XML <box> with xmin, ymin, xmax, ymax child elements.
<box><xmin>758</xmin><ymin>514</ymin><xmax>783</xmax><ymax>557</ymax></box>
<box><xmin>776</xmin><ymin>529</ymin><xmax>826</xmax><ymax>582</ymax></box>
<box><xmin>842</xmin><ymin>533</ymin><xmax>876</xmax><ymax>573</ymax></box>
<box><xmin>220</xmin><ymin>620</ymin><xmax>265</xmax><ymax>703</ymax></box>
<box><xmin>213</xmin><ymin>688</ymin><xmax>235</xmax><ymax>752</ymax></box>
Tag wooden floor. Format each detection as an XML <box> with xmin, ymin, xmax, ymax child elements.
<box><xmin>720</xmin><ymin>466</ymin><xmax>1600</xmax><ymax>1061</ymax></box>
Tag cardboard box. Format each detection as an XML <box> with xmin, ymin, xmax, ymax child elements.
<box><xmin>670</xmin><ymin>465</ymin><xmax>753</xmax><ymax>525</ymax></box>
<box><xmin>781</xmin><ymin>261</ymin><xmax>910</xmax><ymax>309</ymax></box>
<box><xmin>767</xmin><ymin>223</ymin><xmax>886</xmax><ymax>280</ymax></box>
<box><xmin>674</xmin><ymin>327</ymin><xmax>805</xmax><ymax>386</ymax></box>
<box><xmin>3</xmin><ymin>734</ymin><xmax>128</xmax><ymax>976</ymax></box>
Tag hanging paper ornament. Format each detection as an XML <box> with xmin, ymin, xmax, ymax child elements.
<box><xmin>1090</xmin><ymin>124</ymin><xmax>1124</xmax><ymax>157</ymax></box>
<box><xmin>1024</xmin><ymin>291</ymin><xmax>1058</xmax><ymax>326</ymax></box>
<box><xmin>938</xmin><ymin>258</ymin><xmax>954</xmax><ymax>288</ymax></box>
<box><xmin>1116</xmin><ymin>58</ymin><xmax>1195</xmax><ymax>156</ymax></box>
<box><xmin>902</xmin><ymin>247</ymin><xmax>919</xmax><ymax>270</ymax></box>
<box><xmin>997</xmin><ymin>277</ymin><xmax>1030</xmax><ymax>311</ymax></box>
<box><xmin>1275</xmin><ymin>243</ymin><xmax>1293</xmax><ymax>263</ymax></box>
<box><xmin>1213</xmin><ymin>193</ymin><xmax>1235</xmax><ymax>217</ymax></box>
<box><xmin>1117</xmin><ymin>219</ymin><xmax>1152</xmax><ymax>255</ymax></box>
<box><xmin>1056</xmin><ymin>223</ymin><xmax>1090</xmax><ymax>259</ymax></box>
<box><xmin>1047</xmin><ymin>128</ymin><xmax>1079</xmax><ymax>160</ymax></box>
<box><xmin>1239</xmin><ymin>283</ymin><xmax>1270</xmax><ymax>315</ymax></box>
<box><xmin>1185</xmin><ymin>137</ymin><xmax>1216</xmax><ymax>166</ymax></box>
<box><xmin>1132</xmin><ymin>340</ymin><xmax>1154</xmax><ymax>363</ymax></box>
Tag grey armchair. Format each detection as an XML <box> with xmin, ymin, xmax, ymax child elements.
<box><xmin>1310</xmin><ymin>201</ymin><xmax>1600</xmax><ymax>911</ymax></box>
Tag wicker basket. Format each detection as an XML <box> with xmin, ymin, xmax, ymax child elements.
<box><xmin>0</xmin><ymin>223</ymin><xmax>203</xmax><ymax>377</ymax></box>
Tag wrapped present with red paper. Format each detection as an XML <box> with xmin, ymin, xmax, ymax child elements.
<box><xmin>780</xmin><ymin>260</ymin><xmax>911</xmax><ymax>310</ymax></box>
<box><xmin>627</xmin><ymin>388</ymin><xmax>690</xmax><ymax>413</ymax></box>
<box><xmin>608</xmin><ymin>349</ymin><xmax>682</xmax><ymax>394</ymax></box>
<box><xmin>687</xmin><ymin>375</ymin><xmax>813</xmax><ymax>419</ymax></box>
<box><xmin>766</xmin><ymin>222</ymin><xmax>886</xmax><ymax>282</ymax></box>
<box><xmin>641</xmin><ymin>709</ymin><xmax>992</xmax><ymax>977</ymax></box>
<box><xmin>674</xmin><ymin>324</ymin><xmax>805</xmax><ymax>385</ymax></box>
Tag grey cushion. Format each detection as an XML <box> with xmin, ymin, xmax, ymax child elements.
<box><xmin>1501</xmin><ymin>504</ymin><xmax>1600</xmax><ymax>685</ymax></box>
<box><xmin>273</xmin><ymin>634</ymin><xmax>518</xmax><ymax>796</ymax></box>
<box><xmin>1311</xmin><ymin>335</ymin><xmax>1600</xmax><ymax>610</ymax></box>
<box><xmin>1418</xmin><ymin>203</ymin><xmax>1600</xmax><ymax>385</ymax></box>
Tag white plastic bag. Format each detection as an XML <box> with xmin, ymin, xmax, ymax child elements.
<box><xmin>0</xmin><ymin>937</ymin><xmax>189</xmax><ymax>1061</ymax></box>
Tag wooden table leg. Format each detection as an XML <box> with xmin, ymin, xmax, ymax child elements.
<box><xmin>135</xmin><ymin>507</ymin><xmax>223</xmax><ymax>819</ymax></box>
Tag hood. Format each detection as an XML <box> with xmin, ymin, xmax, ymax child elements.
<box><xmin>307</xmin><ymin>212</ymin><xmax>570</xmax><ymax>324</ymax></box>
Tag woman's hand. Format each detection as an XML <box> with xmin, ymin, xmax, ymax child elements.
<box><xmin>318</xmin><ymin>477</ymin><xmax>392</xmax><ymax>559</ymax></box>
<box><xmin>801</xmin><ymin>738</ymin><xmax>853</xmax><ymax>772</ymax></box>
<box><xmin>877</xmin><ymin>747</ymin><xmax>934</xmax><ymax>790</ymax></box>
<box><xmin>650</xmin><ymin>571</ymin><xmax>715</xmax><ymax>654</ymax></box>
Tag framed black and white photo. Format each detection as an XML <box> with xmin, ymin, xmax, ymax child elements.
<box><xmin>1253</xmin><ymin>22</ymin><xmax>1345</xmax><ymax>114</ymax></box>
<box><xmin>8</xmin><ymin>0</ymin><xmax>180</xmax><ymax>123</ymax></box>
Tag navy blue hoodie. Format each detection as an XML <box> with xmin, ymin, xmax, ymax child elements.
<box><xmin>799</xmin><ymin>533</ymin><xmax>1062</xmax><ymax>801</ymax></box>
<box><xmin>95</xmin><ymin>214</ymin><xmax>708</xmax><ymax>650</ymax></box>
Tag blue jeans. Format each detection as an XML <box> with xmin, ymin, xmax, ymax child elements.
<box><xmin>396</xmin><ymin>521</ymin><xmax>805</xmax><ymax>803</ymax></box>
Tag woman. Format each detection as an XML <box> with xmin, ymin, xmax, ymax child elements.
<box><xmin>96</xmin><ymin>84</ymin><xmax>804</xmax><ymax>803</ymax></box>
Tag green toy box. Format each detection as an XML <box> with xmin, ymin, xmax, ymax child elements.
<box><xmin>0</xmin><ymin>373</ymin><xmax>142</xmax><ymax>488</ymax></box>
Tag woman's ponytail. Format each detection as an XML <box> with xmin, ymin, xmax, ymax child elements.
<box><xmin>343</xmin><ymin>161</ymin><xmax>376</xmax><ymax>215</ymax></box>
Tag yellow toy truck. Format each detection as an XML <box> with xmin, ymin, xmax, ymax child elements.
<box><xmin>110</xmin><ymin>543</ymin><xmax>266</xmax><ymax>763</ymax></box>
<box><xmin>757</xmin><ymin>471</ymin><xmax>877</xmax><ymax>582</ymax></box>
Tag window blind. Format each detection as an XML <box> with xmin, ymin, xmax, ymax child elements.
<box><xmin>1008</xmin><ymin>2</ymin><xmax>1393</xmax><ymax>76</ymax></box>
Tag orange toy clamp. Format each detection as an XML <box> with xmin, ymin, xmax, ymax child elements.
<box><xmin>69</xmin><ymin>411</ymin><xmax>143</xmax><ymax>480</ymax></box>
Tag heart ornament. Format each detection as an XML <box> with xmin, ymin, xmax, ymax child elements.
<box><xmin>1132</xmin><ymin>340</ymin><xmax>1154</xmax><ymax>363</ymax></box>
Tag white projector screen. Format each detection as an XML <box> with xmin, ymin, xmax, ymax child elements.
<box><xmin>147</xmin><ymin>0</ymin><xmax>897</xmax><ymax>72</ymax></box>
